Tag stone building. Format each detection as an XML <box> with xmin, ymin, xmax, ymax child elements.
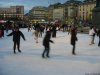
<box><xmin>77</xmin><ymin>0</ymin><xmax>96</xmax><ymax>23</ymax></box>
<box><xmin>0</xmin><ymin>6</ymin><xmax>24</xmax><ymax>20</ymax></box>
<box><xmin>28</xmin><ymin>6</ymin><xmax>48</xmax><ymax>22</ymax></box>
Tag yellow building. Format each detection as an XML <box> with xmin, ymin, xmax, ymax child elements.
<box><xmin>78</xmin><ymin>1</ymin><xmax>96</xmax><ymax>21</ymax></box>
<box><xmin>47</xmin><ymin>0</ymin><xmax>96</xmax><ymax>25</ymax></box>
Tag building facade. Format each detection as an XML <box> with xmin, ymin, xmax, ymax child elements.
<box><xmin>47</xmin><ymin>0</ymin><xmax>82</xmax><ymax>24</ymax></box>
<box><xmin>47</xmin><ymin>0</ymin><xmax>96</xmax><ymax>25</ymax></box>
<box><xmin>78</xmin><ymin>0</ymin><xmax>96</xmax><ymax>22</ymax></box>
<box><xmin>53</xmin><ymin>7</ymin><xmax>65</xmax><ymax>21</ymax></box>
<box><xmin>0</xmin><ymin>6</ymin><xmax>24</xmax><ymax>20</ymax></box>
<box><xmin>29</xmin><ymin>6</ymin><xmax>48</xmax><ymax>22</ymax></box>
<box><xmin>47</xmin><ymin>5</ymin><xmax>54</xmax><ymax>21</ymax></box>
<box><xmin>25</xmin><ymin>0</ymin><xmax>97</xmax><ymax>25</ymax></box>
<box><xmin>47</xmin><ymin>3</ymin><xmax>66</xmax><ymax>25</ymax></box>
<box><xmin>63</xmin><ymin>0</ymin><xmax>81</xmax><ymax>24</ymax></box>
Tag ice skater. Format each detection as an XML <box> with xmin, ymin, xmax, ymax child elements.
<box><xmin>32</xmin><ymin>30</ymin><xmax>39</xmax><ymax>43</ymax></box>
<box><xmin>70</xmin><ymin>25</ymin><xmax>78</xmax><ymax>55</ymax></box>
<box><xmin>89</xmin><ymin>26</ymin><xmax>95</xmax><ymax>45</ymax></box>
<box><xmin>42</xmin><ymin>30</ymin><xmax>54</xmax><ymax>58</ymax></box>
<box><xmin>7</xmin><ymin>27</ymin><xmax>25</xmax><ymax>54</ymax></box>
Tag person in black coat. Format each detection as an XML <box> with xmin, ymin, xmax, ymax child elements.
<box><xmin>70</xmin><ymin>25</ymin><xmax>78</xmax><ymax>55</ymax></box>
<box><xmin>97</xmin><ymin>28</ymin><xmax>100</xmax><ymax>47</ymax></box>
<box><xmin>52</xmin><ymin>25</ymin><xmax>57</xmax><ymax>38</ymax></box>
<box><xmin>7</xmin><ymin>27</ymin><xmax>25</xmax><ymax>54</ymax></box>
<box><xmin>42</xmin><ymin>30</ymin><xmax>54</xmax><ymax>58</ymax></box>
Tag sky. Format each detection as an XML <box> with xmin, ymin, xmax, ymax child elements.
<box><xmin>0</xmin><ymin>0</ymin><xmax>83</xmax><ymax>14</ymax></box>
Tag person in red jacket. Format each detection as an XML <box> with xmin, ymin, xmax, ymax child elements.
<box><xmin>7</xmin><ymin>27</ymin><xmax>25</xmax><ymax>54</ymax></box>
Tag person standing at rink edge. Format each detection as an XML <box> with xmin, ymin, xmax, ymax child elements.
<box><xmin>7</xmin><ymin>27</ymin><xmax>26</xmax><ymax>54</ymax></box>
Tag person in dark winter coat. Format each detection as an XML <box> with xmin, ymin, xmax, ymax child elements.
<box><xmin>7</xmin><ymin>27</ymin><xmax>25</xmax><ymax>54</ymax></box>
<box><xmin>35</xmin><ymin>21</ymin><xmax>40</xmax><ymax>31</ymax></box>
<box><xmin>70</xmin><ymin>25</ymin><xmax>78</xmax><ymax>55</ymax></box>
<box><xmin>0</xmin><ymin>25</ymin><xmax>4</xmax><ymax>38</ymax></box>
<box><xmin>42</xmin><ymin>30</ymin><xmax>54</xmax><ymax>58</ymax></box>
<box><xmin>52</xmin><ymin>25</ymin><xmax>57</xmax><ymax>38</ymax></box>
<box><xmin>97</xmin><ymin>28</ymin><xmax>100</xmax><ymax>47</ymax></box>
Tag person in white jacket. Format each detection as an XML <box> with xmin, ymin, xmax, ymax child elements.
<box><xmin>32</xmin><ymin>30</ymin><xmax>39</xmax><ymax>43</ymax></box>
<box><xmin>89</xmin><ymin>26</ymin><xmax>95</xmax><ymax>45</ymax></box>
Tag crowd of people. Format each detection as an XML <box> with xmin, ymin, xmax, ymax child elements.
<box><xmin>0</xmin><ymin>21</ymin><xmax>100</xmax><ymax>58</ymax></box>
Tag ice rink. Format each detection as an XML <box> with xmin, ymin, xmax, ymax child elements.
<box><xmin>0</xmin><ymin>28</ymin><xmax>100</xmax><ymax>75</ymax></box>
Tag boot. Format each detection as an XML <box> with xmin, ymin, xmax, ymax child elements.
<box><xmin>18</xmin><ymin>49</ymin><xmax>21</xmax><ymax>53</ymax></box>
<box><xmin>14</xmin><ymin>50</ymin><xmax>16</xmax><ymax>54</ymax></box>
<box><xmin>42</xmin><ymin>54</ymin><xmax>45</xmax><ymax>58</ymax></box>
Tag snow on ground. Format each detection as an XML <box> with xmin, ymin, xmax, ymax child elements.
<box><xmin>0</xmin><ymin>28</ymin><xmax>100</xmax><ymax>75</ymax></box>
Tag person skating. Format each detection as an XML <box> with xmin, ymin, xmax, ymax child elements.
<box><xmin>70</xmin><ymin>25</ymin><xmax>78</xmax><ymax>55</ymax></box>
<box><xmin>92</xmin><ymin>26</ymin><xmax>97</xmax><ymax>44</ymax></box>
<box><xmin>89</xmin><ymin>26</ymin><xmax>95</xmax><ymax>45</ymax></box>
<box><xmin>7</xmin><ymin>27</ymin><xmax>25</xmax><ymax>54</ymax></box>
<box><xmin>42</xmin><ymin>30</ymin><xmax>54</xmax><ymax>58</ymax></box>
<box><xmin>52</xmin><ymin>24</ymin><xmax>57</xmax><ymax>38</ymax></box>
<box><xmin>32</xmin><ymin>30</ymin><xmax>39</xmax><ymax>43</ymax></box>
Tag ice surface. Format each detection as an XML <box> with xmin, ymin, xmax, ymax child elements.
<box><xmin>0</xmin><ymin>28</ymin><xmax>100</xmax><ymax>75</ymax></box>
